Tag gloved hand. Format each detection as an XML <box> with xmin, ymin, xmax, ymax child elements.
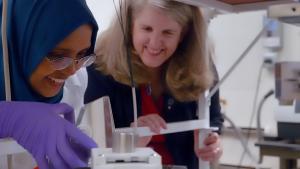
<box><xmin>0</xmin><ymin>101</ymin><xmax>97</xmax><ymax>169</ymax></box>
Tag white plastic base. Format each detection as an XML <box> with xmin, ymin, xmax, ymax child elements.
<box><xmin>91</xmin><ymin>147</ymin><xmax>162</xmax><ymax>169</ymax></box>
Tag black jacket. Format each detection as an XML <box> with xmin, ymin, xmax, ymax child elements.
<box><xmin>84</xmin><ymin>65</ymin><xmax>224</xmax><ymax>169</ymax></box>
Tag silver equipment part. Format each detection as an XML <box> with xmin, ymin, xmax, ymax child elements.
<box><xmin>2</xmin><ymin>0</ymin><xmax>13</xmax><ymax>168</ymax></box>
<box><xmin>268</xmin><ymin>3</ymin><xmax>300</xmax><ymax>26</ymax></box>
<box><xmin>275</xmin><ymin>62</ymin><xmax>300</xmax><ymax>105</ymax></box>
<box><xmin>131</xmin><ymin>87</ymin><xmax>138</xmax><ymax>137</ymax></box>
<box><xmin>112</xmin><ymin>131</ymin><xmax>136</xmax><ymax>153</ymax></box>
<box><xmin>2</xmin><ymin>0</ymin><xmax>11</xmax><ymax>101</ymax></box>
<box><xmin>103</xmin><ymin>96</ymin><xmax>115</xmax><ymax>147</ymax></box>
<box><xmin>76</xmin><ymin>107</ymin><xmax>86</xmax><ymax>126</ymax></box>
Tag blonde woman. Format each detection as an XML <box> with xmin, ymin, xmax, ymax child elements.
<box><xmin>85</xmin><ymin>0</ymin><xmax>223</xmax><ymax>168</ymax></box>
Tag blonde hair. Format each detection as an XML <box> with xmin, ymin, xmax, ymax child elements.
<box><xmin>95</xmin><ymin>0</ymin><xmax>213</xmax><ymax>102</ymax></box>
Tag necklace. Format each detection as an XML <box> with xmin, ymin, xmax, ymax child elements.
<box><xmin>146</xmin><ymin>83</ymin><xmax>152</xmax><ymax>96</ymax></box>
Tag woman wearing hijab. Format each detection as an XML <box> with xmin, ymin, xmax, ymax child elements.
<box><xmin>0</xmin><ymin>0</ymin><xmax>98</xmax><ymax>168</ymax></box>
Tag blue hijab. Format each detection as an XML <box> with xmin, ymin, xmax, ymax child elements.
<box><xmin>0</xmin><ymin>0</ymin><xmax>98</xmax><ymax>102</ymax></box>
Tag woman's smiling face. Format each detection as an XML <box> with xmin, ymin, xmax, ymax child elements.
<box><xmin>132</xmin><ymin>5</ymin><xmax>183</xmax><ymax>69</ymax></box>
<box><xmin>29</xmin><ymin>24</ymin><xmax>92</xmax><ymax>97</ymax></box>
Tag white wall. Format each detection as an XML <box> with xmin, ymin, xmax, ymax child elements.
<box><xmin>86</xmin><ymin>0</ymin><xmax>119</xmax><ymax>34</ymax></box>
<box><xmin>209</xmin><ymin>11</ymin><xmax>277</xmax><ymax>130</ymax></box>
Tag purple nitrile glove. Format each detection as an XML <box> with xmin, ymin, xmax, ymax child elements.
<box><xmin>0</xmin><ymin>101</ymin><xmax>97</xmax><ymax>169</ymax></box>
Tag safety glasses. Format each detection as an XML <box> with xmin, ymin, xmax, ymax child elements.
<box><xmin>46</xmin><ymin>53</ymin><xmax>96</xmax><ymax>70</ymax></box>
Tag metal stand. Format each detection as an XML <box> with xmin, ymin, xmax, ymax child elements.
<box><xmin>256</xmin><ymin>139</ymin><xmax>300</xmax><ymax>169</ymax></box>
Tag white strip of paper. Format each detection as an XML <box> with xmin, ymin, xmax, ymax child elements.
<box><xmin>116</xmin><ymin>119</ymin><xmax>218</xmax><ymax>137</ymax></box>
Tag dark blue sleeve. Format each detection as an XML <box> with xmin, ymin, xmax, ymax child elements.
<box><xmin>209</xmin><ymin>61</ymin><xmax>224</xmax><ymax>134</ymax></box>
<box><xmin>209</xmin><ymin>89</ymin><xmax>224</xmax><ymax>134</ymax></box>
<box><xmin>84</xmin><ymin>64</ymin><xmax>114</xmax><ymax>104</ymax></box>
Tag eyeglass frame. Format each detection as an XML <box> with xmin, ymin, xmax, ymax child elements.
<box><xmin>46</xmin><ymin>53</ymin><xmax>96</xmax><ymax>70</ymax></box>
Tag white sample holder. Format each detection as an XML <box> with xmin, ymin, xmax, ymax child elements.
<box><xmin>91</xmin><ymin>147</ymin><xmax>162</xmax><ymax>169</ymax></box>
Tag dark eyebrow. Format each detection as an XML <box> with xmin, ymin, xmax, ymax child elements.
<box><xmin>50</xmin><ymin>48</ymin><xmax>71</xmax><ymax>54</ymax></box>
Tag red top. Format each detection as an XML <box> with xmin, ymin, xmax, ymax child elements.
<box><xmin>140</xmin><ymin>85</ymin><xmax>174</xmax><ymax>165</ymax></box>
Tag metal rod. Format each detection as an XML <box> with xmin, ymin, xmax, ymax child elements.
<box><xmin>2</xmin><ymin>0</ymin><xmax>13</xmax><ymax>168</ymax></box>
<box><xmin>131</xmin><ymin>87</ymin><xmax>138</xmax><ymax>135</ymax></box>
<box><xmin>2</xmin><ymin>0</ymin><xmax>11</xmax><ymax>101</ymax></box>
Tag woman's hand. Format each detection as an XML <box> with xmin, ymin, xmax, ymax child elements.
<box><xmin>130</xmin><ymin>114</ymin><xmax>167</xmax><ymax>147</ymax></box>
<box><xmin>194</xmin><ymin>130</ymin><xmax>223</xmax><ymax>162</ymax></box>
